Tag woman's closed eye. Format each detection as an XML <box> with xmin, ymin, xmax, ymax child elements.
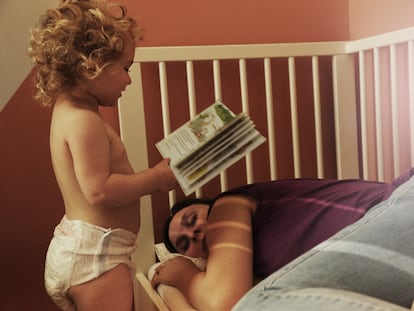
<box><xmin>183</xmin><ymin>210</ymin><xmax>197</xmax><ymax>228</ymax></box>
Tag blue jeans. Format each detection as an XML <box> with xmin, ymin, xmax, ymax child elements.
<box><xmin>232</xmin><ymin>176</ymin><xmax>414</xmax><ymax>311</ymax></box>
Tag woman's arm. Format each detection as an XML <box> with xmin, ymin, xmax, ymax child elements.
<box><xmin>190</xmin><ymin>195</ymin><xmax>255</xmax><ymax>310</ymax></box>
<box><xmin>152</xmin><ymin>195</ymin><xmax>255</xmax><ymax>311</ymax></box>
<box><xmin>149</xmin><ymin>260</ymin><xmax>199</xmax><ymax>310</ymax></box>
<box><xmin>157</xmin><ymin>284</ymin><xmax>198</xmax><ymax>311</ymax></box>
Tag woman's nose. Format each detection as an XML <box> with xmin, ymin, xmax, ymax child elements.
<box><xmin>192</xmin><ymin>228</ymin><xmax>204</xmax><ymax>240</ymax></box>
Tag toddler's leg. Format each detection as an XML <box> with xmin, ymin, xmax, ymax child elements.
<box><xmin>69</xmin><ymin>264</ymin><xmax>134</xmax><ymax>311</ymax></box>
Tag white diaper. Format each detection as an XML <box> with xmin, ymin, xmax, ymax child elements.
<box><xmin>44</xmin><ymin>216</ymin><xmax>137</xmax><ymax>311</ymax></box>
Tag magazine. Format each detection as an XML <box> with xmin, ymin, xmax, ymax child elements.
<box><xmin>156</xmin><ymin>100</ymin><xmax>266</xmax><ymax>195</ymax></box>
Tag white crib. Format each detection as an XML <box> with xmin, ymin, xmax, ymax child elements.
<box><xmin>118</xmin><ymin>26</ymin><xmax>414</xmax><ymax>311</ymax></box>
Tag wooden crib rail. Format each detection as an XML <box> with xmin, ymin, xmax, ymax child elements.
<box><xmin>134</xmin><ymin>41</ymin><xmax>346</xmax><ymax>62</ymax></box>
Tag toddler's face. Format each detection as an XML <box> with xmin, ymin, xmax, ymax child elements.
<box><xmin>87</xmin><ymin>40</ymin><xmax>135</xmax><ymax>107</ymax></box>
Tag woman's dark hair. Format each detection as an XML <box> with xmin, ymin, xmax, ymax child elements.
<box><xmin>163</xmin><ymin>198</ymin><xmax>212</xmax><ymax>253</ymax></box>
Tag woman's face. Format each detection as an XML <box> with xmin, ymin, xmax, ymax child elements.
<box><xmin>168</xmin><ymin>203</ymin><xmax>210</xmax><ymax>258</ymax></box>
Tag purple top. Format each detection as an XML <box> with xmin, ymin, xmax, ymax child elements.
<box><xmin>210</xmin><ymin>174</ymin><xmax>412</xmax><ymax>278</ymax></box>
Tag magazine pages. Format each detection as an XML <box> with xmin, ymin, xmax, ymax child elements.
<box><xmin>156</xmin><ymin>101</ymin><xmax>266</xmax><ymax>195</ymax></box>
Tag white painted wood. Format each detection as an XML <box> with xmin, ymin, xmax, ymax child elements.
<box><xmin>239</xmin><ymin>59</ymin><xmax>254</xmax><ymax>183</ymax></box>
<box><xmin>186</xmin><ymin>61</ymin><xmax>197</xmax><ymax>118</ymax></box>
<box><xmin>213</xmin><ymin>60</ymin><xmax>229</xmax><ymax>192</ymax></box>
<box><xmin>373</xmin><ymin>48</ymin><xmax>384</xmax><ymax>181</ymax></box>
<box><xmin>332</xmin><ymin>54</ymin><xmax>359</xmax><ymax>179</ymax></box>
<box><xmin>264</xmin><ymin>58</ymin><xmax>277</xmax><ymax>180</ymax></box>
<box><xmin>312</xmin><ymin>56</ymin><xmax>324</xmax><ymax>178</ymax></box>
<box><xmin>158</xmin><ymin>62</ymin><xmax>176</xmax><ymax>205</ymax></box>
<box><xmin>358</xmin><ymin>51</ymin><xmax>369</xmax><ymax>180</ymax></box>
<box><xmin>389</xmin><ymin>44</ymin><xmax>400</xmax><ymax>177</ymax></box>
<box><xmin>134</xmin><ymin>41</ymin><xmax>347</xmax><ymax>63</ymax></box>
<box><xmin>288</xmin><ymin>57</ymin><xmax>301</xmax><ymax>178</ymax></box>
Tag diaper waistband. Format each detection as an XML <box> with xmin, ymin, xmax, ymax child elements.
<box><xmin>56</xmin><ymin>215</ymin><xmax>137</xmax><ymax>244</ymax></box>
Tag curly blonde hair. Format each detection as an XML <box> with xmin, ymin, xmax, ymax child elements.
<box><xmin>28</xmin><ymin>0</ymin><xmax>141</xmax><ymax>107</ymax></box>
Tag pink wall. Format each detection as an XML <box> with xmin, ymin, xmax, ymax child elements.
<box><xmin>349</xmin><ymin>0</ymin><xmax>414</xmax><ymax>39</ymax></box>
<box><xmin>0</xmin><ymin>1</ymin><xmax>412</xmax><ymax>309</ymax></box>
<box><xmin>125</xmin><ymin>0</ymin><xmax>349</xmax><ymax>46</ymax></box>
<box><xmin>0</xmin><ymin>72</ymin><xmax>63</xmax><ymax>310</ymax></box>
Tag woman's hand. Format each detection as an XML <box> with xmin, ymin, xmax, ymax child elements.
<box><xmin>150</xmin><ymin>256</ymin><xmax>201</xmax><ymax>289</ymax></box>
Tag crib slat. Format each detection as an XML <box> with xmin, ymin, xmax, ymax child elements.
<box><xmin>239</xmin><ymin>59</ymin><xmax>254</xmax><ymax>183</ymax></box>
<box><xmin>332</xmin><ymin>54</ymin><xmax>359</xmax><ymax>179</ymax></box>
<box><xmin>239</xmin><ymin>59</ymin><xmax>249</xmax><ymax>114</ymax></box>
<box><xmin>213</xmin><ymin>60</ymin><xmax>222</xmax><ymax>100</ymax></box>
<box><xmin>358</xmin><ymin>51</ymin><xmax>369</xmax><ymax>180</ymax></box>
<box><xmin>158</xmin><ymin>62</ymin><xmax>176</xmax><ymax>204</ymax></box>
<box><xmin>373</xmin><ymin>48</ymin><xmax>384</xmax><ymax>182</ymax></box>
<box><xmin>213</xmin><ymin>60</ymin><xmax>229</xmax><ymax>192</ymax></box>
<box><xmin>186</xmin><ymin>61</ymin><xmax>197</xmax><ymax>118</ymax></box>
<box><xmin>288</xmin><ymin>57</ymin><xmax>301</xmax><ymax>178</ymax></box>
<box><xmin>389</xmin><ymin>44</ymin><xmax>400</xmax><ymax>177</ymax></box>
<box><xmin>159</xmin><ymin>62</ymin><xmax>171</xmax><ymax>137</ymax></box>
<box><xmin>264</xmin><ymin>58</ymin><xmax>277</xmax><ymax>180</ymax></box>
<box><xmin>312</xmin><ymin>56</ymin><xmax>324</xmax><ymax>179</ymax></box>
<box><xmin>186</xmin><ymin>60</ymin><xmax>204</xmax><ymax>197</ymax></box>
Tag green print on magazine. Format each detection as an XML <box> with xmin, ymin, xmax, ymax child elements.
<box><xmin>215</xmin><ymin>103</ymin><xmax>236</xmax><ymax>123</ymax></box>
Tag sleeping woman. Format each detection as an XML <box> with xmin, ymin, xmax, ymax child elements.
<box><xmin>150</xmin><ymin>171</ymin><xmax>413</xmax><ymax>311</ymax></box>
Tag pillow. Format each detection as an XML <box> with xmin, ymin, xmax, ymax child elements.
<box><xmin>154</xmin><ymin>243</ymin><xmax>207</xmax><ymax>271</ymax></box>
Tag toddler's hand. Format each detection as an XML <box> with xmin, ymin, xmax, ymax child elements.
<box><xmin>154</xmin><ymin>158</ymin><xmax>177</xmax><ymax>192</ymax></box>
